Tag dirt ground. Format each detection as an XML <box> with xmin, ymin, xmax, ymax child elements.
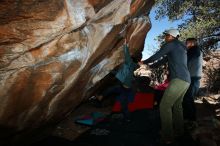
<box><xmin>32</xmin><ymin>93</ymin><xmax>220</xmax><ymax>146</ymax></box>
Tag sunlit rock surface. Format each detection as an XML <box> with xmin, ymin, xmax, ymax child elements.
<box><xmin>0</xmin><ymin>0</ymin><xmax>154</xmax><ymax>138</ymax></box>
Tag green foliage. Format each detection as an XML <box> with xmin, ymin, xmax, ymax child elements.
<box><xmin>152</xmin><ymin>0</ymin><xmax>220</xmax><ymax>92</ymax></box>
<box><xmin>155</xmin><ymin>0</ymin><xmax>192</xmax><ymax>20</ymax></box>
<box><xmin>154</xmin><ymin>0</ymin><xmax>220</xmax><ymax>51</ymax></box>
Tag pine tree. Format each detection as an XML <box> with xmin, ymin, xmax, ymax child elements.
<box><xmin>154</xmin><ymin>0</ymin><xmax>220</xmax><ymax>51</ymax></box>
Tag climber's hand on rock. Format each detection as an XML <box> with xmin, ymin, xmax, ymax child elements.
<box><xmin>138</xmin><ymin>61</ymin><xmax>143</xmax><ymax>66</ymax></box>
<box><xmin>124</xmin><ymin>37</ymin><xmax>128</xmax><ymax>45</ymax></box>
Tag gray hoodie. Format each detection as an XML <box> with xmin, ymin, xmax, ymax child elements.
<box><xmin>187</xmin><ymin>46</ymin><xmax>203</xmax><ymax>77</ymax></box>
<box><xmin>143</xmin><ymin>39</ymin><xmax>191</xmax><ymax>83</ymax></box>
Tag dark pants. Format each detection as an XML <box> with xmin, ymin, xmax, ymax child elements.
<box><xmin>154</xmin><ymin>89</ymin><xmax>164</xmax><ymax>107</ymax></box>
<box><xmin>183</xmin><ymin>77</ymin><xmax>200</xmax><ymax>121</ymax></box>
<box><xmin>102</xmin><ymin>83</ymin><xmax>135</xmax><ymax>118</ymax></box>
<box><xmin>116</xmin><ymin>87</ymin><xmax>135</xmax><ymax>118</ymax></box>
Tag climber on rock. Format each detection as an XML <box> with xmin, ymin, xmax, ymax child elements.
<box><xmin>92</xmin><ymin>24</ymin><xmax>142</xmax><ymax>121</ymax></box>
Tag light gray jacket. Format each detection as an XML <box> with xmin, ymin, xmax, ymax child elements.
<box><xmin>188</xmin><ymin>49</ymin><xmax>203</xmax><ymax>77</ymax></box>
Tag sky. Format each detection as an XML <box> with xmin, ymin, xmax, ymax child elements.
<box><xmin>142</xmin><ymin>8</ymin><xmax>183</xmax><ymax>59</ymax></box>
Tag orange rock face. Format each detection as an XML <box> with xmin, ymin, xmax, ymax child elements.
<box><xmin>0</xmin><ymin>0</ymin><xmax>154</xmax><ymax>139</ymax></box>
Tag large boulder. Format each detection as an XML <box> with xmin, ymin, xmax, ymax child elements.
<box><xmin>0</xmin><ymin>0</ymin><xmax>154</xmax><ymax>140</ymax></box>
